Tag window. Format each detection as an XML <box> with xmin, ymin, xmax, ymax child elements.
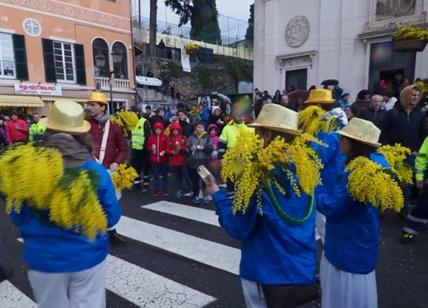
<box><xmin>0</xmin><ymin>33</ymin><xmax>16</xmax><ymax>78</ymax></box>
<box><xmin>53</xmin><ymin>41</ymin><xmax>75</xmax><ymax>82</ymax></box>
<box><xmin>112</xmin><ymin>42</ymin><xmax>128</xmax><ymax>80</ymax></box>
<box><xmin>93</xmin><ymin>38</ymin><xmax>110</xmax><ymax>77</ymax></box>
<box><xmin>375</xmin><ymin>0</ymin><xmax>416</xmax><ymax>21</ymax></box>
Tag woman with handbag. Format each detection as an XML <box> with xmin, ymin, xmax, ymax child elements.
<box><xmin>205</xmin><ymin>104</ymin><xmax>322</xmax><ymax>308</ymax></box>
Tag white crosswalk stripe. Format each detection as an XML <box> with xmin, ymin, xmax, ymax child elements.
<box><xmin>143</xmin><ymin>201</ymin><xmax>220</xmax><ymax>226</ymax></box>
<box><xmin>106</xmin><ymin>255</ymin><xmax>216</xmax><ymax>307</ymax></box>
<box><xmin>0</xmin><ymin>280</ymin><xmax>36</xmax><ymax>308</ymax></box>
<box><xmin>116</xmin><ymin>215</ymin><xmax>240</xmax><ymax>275</ymax></box>
<box><xmin>6</xmin><ymin>200</ymin><xmax>241</xmax><ymax>307</ymax></box>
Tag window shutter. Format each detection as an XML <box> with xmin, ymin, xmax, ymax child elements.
<box><xmin>12</xmin><ymin>34</ymin><xmax>29</xmax><ymax>81</ymax></box>
<box><xmin>42</xmin><ymin>39</ymin><xmax>56</xmax><ymax>82</ymax></box>
<box><xmin>74</xmin><ymin>44</ymin><xmax>86</xmax><ymax>85</ymax></box>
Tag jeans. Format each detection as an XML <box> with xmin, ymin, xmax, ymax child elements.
<box><xmin>171</xmin><ymin>166</ymin><xmax>184</xmax><ymax>192</ymax></box>
<box><xmin>152</xmin><ymin>163</ymin><xmax>168</xmax><ymax>193</ymax></box>
<box><xmin>189</xmin><ymin>168</ymin><xmax>206</xmax><ymax>197</ymax></box>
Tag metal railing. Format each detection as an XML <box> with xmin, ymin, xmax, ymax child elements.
<box><xmin>95</xmin><ymin>76</ymin><xmax>130</xmax><ymax>90</ymax></box>
<box><xmin>0</xmin><ymin>60</ymin><xmax>16</xmax><ymax>78</ymax></box>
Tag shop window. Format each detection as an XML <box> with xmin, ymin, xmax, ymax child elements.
<box><xmin>375</xmin><ymin>0</ymin><xmax>416</xmax><ymax>21</ymax></box>
<box><xmin>112</xmin><ymin>42</ymin><xmax>128</xmax><ymax>80</ymax></box>
<box><xmin>93</xmin><ymin>38</ymin><xmax>110</xmax><ymax>77</ymax></box>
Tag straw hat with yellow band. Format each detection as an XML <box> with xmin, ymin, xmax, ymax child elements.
<box><xmin>337</xmin><ymin>117</ymin><xmax>381</xmax><ymax>148</ymax></box>
<box><xmin>87</xmin><ymin>92</ymin><xmax>108</xmax><ymax>105</ymax></box>
<box><xmin>248</xmin><ymin>103</ymin><xmax>302</xmax><ymax>135</ymax></box>
<box><xmin>304</xmin><ymin>89</ymin><xmax>335</xmax><ymax>104</ymax></box>
<box><xmin>40</xmin><ymin>99</ymin><xmax>90</xmax><ymax>135</ymax></box>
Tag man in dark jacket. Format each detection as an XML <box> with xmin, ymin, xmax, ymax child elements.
<box><xmin>177</xmin><ymin>109</ymin><xmax>193</xmax><ymax>137</ymax></box>
<box><xmin>350</xmin><ymin>89</ymin><xmax>370</xmax><ymax>118</ymax></box>
<box><xmin>360</xmin><ymin>94</ymin><xmax>386</xmax><ymax>128</ymax></box>
<box><xmin>380</xmin><ymin>85</ymin><xmax>427</xmax><ymax>153</ymax></box>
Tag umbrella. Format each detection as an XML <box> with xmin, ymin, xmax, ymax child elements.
<box><xmin>286</xmin><ymin>90</ymin><xmax>309</xmax><ymax>111</ymax></box>
<box><xmin>321</xmin><ymin>79</ymin><xmax>339</xmax><ymax>87</ymax></box>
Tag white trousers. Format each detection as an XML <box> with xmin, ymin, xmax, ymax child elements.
<box><xmin>320</xmin><ymin>254</ymin><xmax>378</xmax><ymax>308</ymax></box>
<box><xmin>28</xmin><ymin>260</ymin><xmax>106</xmax><ymax>308</ymax></box>
<box><xmin>241</xmin><ymin>278</ymin><xmax>268</xmax><ymax>308</ymax></box>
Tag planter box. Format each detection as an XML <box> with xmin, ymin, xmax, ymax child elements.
<box><xmin>394</xmin><ymin>39</ymin><xmax>427</xmax><ymax>52</ymax></box>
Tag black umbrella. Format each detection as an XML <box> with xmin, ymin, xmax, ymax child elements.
<box><xmin>321</xmin><ymin>79</ymin><xmax>339</xmax><ymax>86</ymax></box>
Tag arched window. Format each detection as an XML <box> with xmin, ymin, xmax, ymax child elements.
<box><xmin>92</xmin><ymin>38</ymin><xmax>109</xmax><ymax>77</ymax></box>
<box><xmin>112</xmin><ymin>42</ymin><xmax>128</xmax><ymax>80</ymax></box>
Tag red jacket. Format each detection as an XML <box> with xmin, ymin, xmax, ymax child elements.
<box><xmin>6</xmin><ymin>119</ymin><xmax>28</xmax><ymax>144</ymax></box>
<box><xmin>89</xmin><ymin>118</ymin><xmax>128</xmax><ymax>168</ymax></box>
<box><xmin>167</xmin><ymin>121</ymin><xmax>187</xmax><ymax>167</ymax></box>
<box><xmin>146</xmin><ymin>122</ymin><xmax>168</xmax><ymax>164</ymax></box>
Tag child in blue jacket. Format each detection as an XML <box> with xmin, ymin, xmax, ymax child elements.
<box><xmin>317</xmin><ymin>118</ymin><xmax>387</xmax><ymax>308</ymax></box>
<box><xmin>8</xmin><ymin>101</ymin><xmax>121</xmax><ymax>308</ymax></box>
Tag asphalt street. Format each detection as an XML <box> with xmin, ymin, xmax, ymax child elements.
<box><xmin>0</xmin><ymin>189</ymin><xmax>427</xmax><ymax>308</ymax></box>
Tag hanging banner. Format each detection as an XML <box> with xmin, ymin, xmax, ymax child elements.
<box><xmin>180</xmin><ymin>41</ymin><xmax>191</xmax><ymax>73</ymax></box>
<box><xmin>15</xmin><ymin>83</ymin><xmax>62</xmax><ymax>96</ymax></box>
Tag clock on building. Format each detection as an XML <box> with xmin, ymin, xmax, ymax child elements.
<box><xmin>23</xmin><ymin>18</ymin><xmax>42</xmax><ymax>37</ymax></box>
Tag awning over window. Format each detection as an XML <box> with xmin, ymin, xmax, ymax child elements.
<box><xmin>136</xmin><ymin>76</ymin><xmax>163</xmax><ymax>87</ymax></box>
<box><xmin>0</xmin><ymin>95</ymin><xmax>44</xmax><ymax>107</ymax></box>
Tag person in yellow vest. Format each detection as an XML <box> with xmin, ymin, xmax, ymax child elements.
<box><xmin>130</xmin><ymin>114</ymin><xmax>152</xmax><ymax>192</ymax></box>
<box><xmin>29</xmin><ymin>113</ymin><xmax>46</xmax><ymax>142</ymax></box>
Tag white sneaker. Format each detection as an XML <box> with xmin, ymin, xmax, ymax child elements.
<box><xmin>183</xmin><ymin>191</ymin><xmax>193</xmax><ymax>197</ymax></box>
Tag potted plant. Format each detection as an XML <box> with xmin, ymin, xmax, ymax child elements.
<box><xmin>392</xmin><ymin>26</ymin><xmax>428</xmax><ymax>52</ymax></box>
<box><xmin>184</xmin><ymin>42</ymin><xmax>199</xmax><ymax>55</ymax></box>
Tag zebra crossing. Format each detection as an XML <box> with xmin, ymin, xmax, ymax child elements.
<box><xmin>0</xmin><ymin>197</ymin><xmax>245</xmax><ymax>308</ymax></box>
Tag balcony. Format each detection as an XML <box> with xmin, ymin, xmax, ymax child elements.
<box><xmin>0</xmin><ymin>60</ymin><xmax>16</xmax><ymax>79</ymax></box>
<box><xmin>95</xmin><ymin>76</ymin><xmax>130</xmax><ymax>91</ymax></box>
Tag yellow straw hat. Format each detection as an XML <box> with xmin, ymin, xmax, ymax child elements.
<box><xmin>87</xmin><ymin>92</ymin><xmax>108</xmax><ymax>105</ymax></box>
<box><xmin>248</xmin><ymin>104</ymin><xmax>302</xmax><ymax>135</ymax></box>
<box><xmin>337</xmin><ymin>117</ymin><xmax>381</xmax><ymax>148</ymax></box>
<box><xmin>40</xmin><ymin>99</ymin><xmax>90</xmax><ymax>135</ymax></box>
<box><xmin>304</xmin><ymin>89</ymin><xmax>335</xmax><ymax>104</ymax></box>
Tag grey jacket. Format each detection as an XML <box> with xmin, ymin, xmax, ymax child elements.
<box><xmin>186</xmin><ymin>132</ymin><xmax>213</xmax><ymax>169</ymax></box>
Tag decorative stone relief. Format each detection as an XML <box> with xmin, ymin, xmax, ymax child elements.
<box><xmin>285</xmin><ymin>16</ymin><xmax>310</xmax><ymax>48</ymax></box>
<box><xmin>1</xmin><ymin>0</ymin><xmax>130</xmax><ymax>31</ymax></box>
<box><xmin>23</xmin><ymin>18</ymin><xmax>41</xmax><ymax>37</ymax></box>
<box><xmin>279</xmin><ymin>55</ymin><xmax>313</xmax><ymax>68</ymax></box>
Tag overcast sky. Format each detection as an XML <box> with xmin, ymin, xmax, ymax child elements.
<box><xmin>132</xmin><ymin>0</ymin><xmax>254</xmax><ymax>24</ymax></box>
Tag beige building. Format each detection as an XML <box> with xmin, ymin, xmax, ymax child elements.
<box><xmin>0</xmin><ymin>0</ymin><xmax>135</xmax><ymax>113</ymax></box>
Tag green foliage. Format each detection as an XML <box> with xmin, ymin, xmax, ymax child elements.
<box><xmin>245</xmin><ymin>4</ymin><xmax>254</xmax><ymax>43</ymax></box>
<box><xmin>161</xmin><ymin>61</ymin><xmax>185</xmax><ymax>78</ymax></box>
<box><xmin>224</xmin><ymin>58</ymin><xmax>253</xmax><ymax>84</ymax></box>
<box><xmin>165</xmin><ymin>0</ymin><xmax>222</xmax><ymax>44</ymax></box>
<box><xmin>193</xmin><ymin>65</ymin><xmax>216</xmax><ymax>89</ymax></box>
<box><xmin>393</xmin><ymin>26</ymin><xmax>428</xmax><ymax>41</ymax></box>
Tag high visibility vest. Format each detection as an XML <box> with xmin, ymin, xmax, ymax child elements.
<box><xmin>29</xmin><ymin>122</ymin><xmax>46</xmax><ymax>141</ymax></box>
<box><xmin>131</xmin><ymin>118</ymin><xmax>148</xmax><ymax>150</ymax></box>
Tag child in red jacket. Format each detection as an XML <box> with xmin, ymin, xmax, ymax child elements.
<box><xmin>146</xmin><ymin>122</ymin><xmax>169</xmax><ymax>197</ymax></box>
<box><xmin>167</xmin><ymin>121</ymin><xmax>188</xmax><ymax>199</ymax></box>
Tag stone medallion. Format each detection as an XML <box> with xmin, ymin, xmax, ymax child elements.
<box><xmin>285</xmin><ymin>16</ymin><xmax>310</xmax><ymax>47</ymax></box>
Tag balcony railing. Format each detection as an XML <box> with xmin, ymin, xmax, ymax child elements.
<box><xmin>0</xmin><ymin>60</ymin><xmax>16</xmax><ymax>79</ymax></box>
<box><xmin>95</xmin><ymin>76</ymin><xmax>130</xmax><ymax>90</ymax></box>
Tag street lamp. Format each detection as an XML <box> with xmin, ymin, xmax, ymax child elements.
<box><xmin>109</xmin><ymin>49</ymin><xmax>123</xmax><ymax>114</ymax></box>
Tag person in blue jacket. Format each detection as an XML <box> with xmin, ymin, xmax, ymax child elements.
<box><xmin>317</xmin><ymin>117</ymin><xmax>387</xmax><ymax>308</ymax></box>
<box><xmin>205</xmin><ymin>104</ymin><xmax>319</xmax><ymax>308</ymax></box>
<box><xmin>299</xmin><ymin>88</ymin><xmax>348</xmax><ymax>242</ymax></box>
<box><xmin>10</xmin><ymin>100</ymin><xmax>121</xmax><ymax>308</ymax></box>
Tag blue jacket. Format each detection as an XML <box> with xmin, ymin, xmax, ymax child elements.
<box><xmin>11</xmin><ymin>158</ymin><xmax>121</xmax><ymax>273</ymax></box>
<box><xmin>312</xmin><ymin>132</ymin><xmax>346</xmax><ymax>192</ymax></box>
<box><xmin>213</xmin><ymin>168</ymin><xmax>317</xmax><ymax>285</ymax></box>
<box><xmin>317</xmin><ymin>153</ymin><xmax>388</xmax><ymax>274</ymax></box>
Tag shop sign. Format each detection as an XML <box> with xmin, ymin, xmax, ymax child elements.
<box><xmin>14</xmin><ymin>83</ymin><xmax>62</xmax><ymax>96</ymax></box>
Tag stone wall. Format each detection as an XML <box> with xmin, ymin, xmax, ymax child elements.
<box><xmin>138</xmin><ymin>56</ymin><xmax>251</xmax><ymax>101</ymax></box>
